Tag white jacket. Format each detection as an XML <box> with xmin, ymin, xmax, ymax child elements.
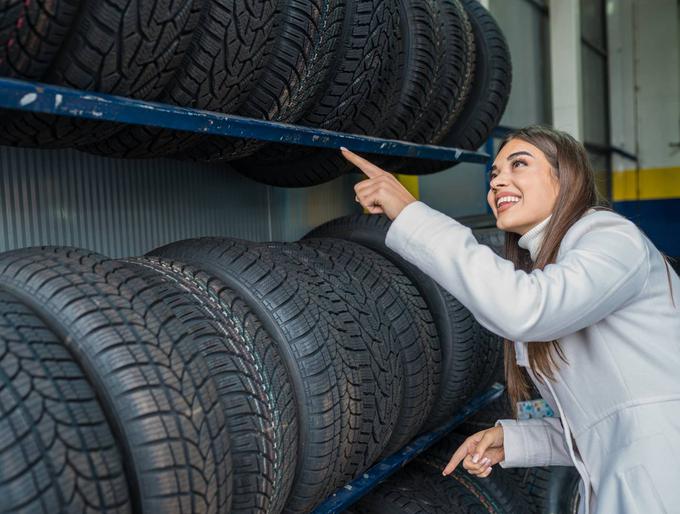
<box><xmin>385</xmin><ymin>202</ymin><xmax>680</xmax><ymax>514</ymax></box>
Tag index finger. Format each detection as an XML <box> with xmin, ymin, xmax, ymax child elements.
<box><xmin>442</xmin><ymin>443</ymin><xmax>468</xmax><ymax>476</ymax></box>
<box><xmin>340</xmin><ymin>147</ymin><xmax>388</xmax><ymax>178</ymax></box>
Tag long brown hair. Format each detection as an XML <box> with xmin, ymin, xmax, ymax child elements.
<box><xmin>500</xmin><ymin>126</ymin><xmax>602</xmax><ymax>410</ymax></box>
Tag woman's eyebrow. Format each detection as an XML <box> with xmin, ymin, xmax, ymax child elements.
<box><xmin>507</xmin><ymin>151</ymin><xmax>533</xmax><ymax>160</ymax></box>
<box><xmin>490</xmin><ymin>150</ymin><xmax>534</xmax><ymax>171</ymax></box>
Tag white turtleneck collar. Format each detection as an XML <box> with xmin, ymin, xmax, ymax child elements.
<box><xmin>518</xmin><ymin>215</ymin><xmax>552</xmax><ymax>261</ymax></box>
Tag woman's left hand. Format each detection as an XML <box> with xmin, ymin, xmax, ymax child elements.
<box><xmin>341</xmin><ymin>147</ymin><xmax>417</xmax><ymax>220</ymax></box>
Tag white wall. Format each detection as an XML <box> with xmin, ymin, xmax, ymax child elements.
<box><xmin>493</xmin><ymin>0</ymin><xmax>552</xmax><ymax>127</ymax></box>
<box><xmin>607</xmin><ymin>0</ymin><xmax>680</xmax><ymax>202</ymax></box>
<box><xmin>608</xmin><ymin>0</ymin><xmax>680</xmax><ymax>171</ymax></box>
<box><xmin>632</xmin><ymin>0</ymin><xmax>680</xmax><ymax>170</ymax></box>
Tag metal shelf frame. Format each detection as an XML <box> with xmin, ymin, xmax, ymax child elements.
<box><xmin>0</xmin><ymin>76</ymin><xmax>503</xmax><ymax>513</ymax></box>
<box><xmin>0</xmin><ymin>77</ymin><xmax>489</xmax><ymax>165</ymax></box>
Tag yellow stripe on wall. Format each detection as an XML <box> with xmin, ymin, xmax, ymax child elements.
<box><xmin>612</xmin><ymin>166</ymin><xmax>680</xmax><ymax>202</ymax></box>
<box><xmin>394</xmin><ymin>174</ymin><xmax>420</xmax><ymax>200</ymax></box>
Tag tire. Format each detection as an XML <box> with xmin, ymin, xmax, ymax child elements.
<box><xmin>442</xmin><ymin>291</ymin><xmax>504</xmax><ymax>404</ymax></box>
<box><xmin>148</xmin><ymin>237</ymin><xmax>361</xmax><ymax>514</ymax></box>
<box><xmin>0</xmin><ymin>289</ymin><xmax>131</xmax><ymax>514</ymax></box>
<box><xmin>465</xmin><ymin>226</ymin><xmax>505</xmax><ymax>398</ymax></box>
<box><xmin>417</xmin><ymin>0</ymin><xmax>475</xmax><ymax>145</ymax></box>
<box><xmin>408</xmin><ymin>0</ymin><xmax>512</xmax><ymax>174</ymax></box>
<box><xmin>305</xmin><ymin>214</ymin><xmax>496</xmax><ymax>429</ymax></box>
<box><xmin>448</xmin><ymin>0</ymin><xmax>511</xmax><ymax>150</ymax></box>
<box><xmin>383</xmin><ymin>0</ymin><xmax>475</xmax><ymax>174</ymax></box>
<box><xmin>0</xmin><ymin>0</ymin><xmax>80</xmax><ymax>79</ymax></box>
<box><xmin>0</xmin><ymin>0</ymin><xmax>203</xmax><ymax>148</ymax></box>
<box><xmin>347</xmin><ymin>455</ymin><xmax>529</xmax><ymax>513</ymax></box>
<box><xmin>232</xmin><ymin>0</ymin><xmax>401</xmax><ymax>187</ymax></box>
<box><xmin>380</xmin><ymin>0</ymin><xmax>441</xmax><ymax>144</ymax></box>
<box><xmin>456</xmin><ymin>213</ymin><xmax>499</xmax><ymax>230</ymax></box>
<box><xmin>416</xmin><ymin>433</ymin><xmax>532</xmax><ymax>513</ymax></box>
<box><xmin>263</xmin><ymin>240</ymin><xmax>403</xmax><ymax>475</ymax></box>
<box><xmin>0</xmin><ymin>247</ymin><xmax>233</xmax><ymax>513</ymax></box>
<box><xmin>83</xmin><ymin>0</ymin><xmax>277</xmax><ymax>158</ymax></box>
<box><xmin>508</xmin><ymin>466</ymin><xmax>581</xmax><ymax>514</ymax></box>
<box><xmin>374</xmin><ymin>0</ymin><xmax>474</xmax><ymax>170</ymax></box>
<box><xmin>455</xmin><ymin>389</ymin><xmax>513</xmax><ymax>436</ymax></box>
<box><xmin>179</xmin><ymin>0</ymin><xmax>345</xmax><ymax>163</ymax></box>
<box><xmin>473</xmin><ymin>226</ymin><xmax>505</xmax><ymax>255</ymax></box>
<box><xmin>296</xmin><ymin>238</ymin><xmax>440</xmax><ymax>457</ymax></box>
<box><xmin>121</xmin><ymin>256</ymin><xmax>298</xmax><ymax>514</ymax></box>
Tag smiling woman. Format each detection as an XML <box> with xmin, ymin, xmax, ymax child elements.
<box><xmin>343</xmin><ymin>124</ymin><xmax>680</xmax><ymax>514</ymax></box>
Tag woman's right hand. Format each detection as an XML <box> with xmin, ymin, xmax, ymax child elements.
<box><xmin>442</xmin><ymin>426</ymin><xmax>505</xmax><ymax>478</ymax></box>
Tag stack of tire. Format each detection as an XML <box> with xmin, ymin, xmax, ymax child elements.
<box><xmin>0</xmin><ymin>0</ymin><xmax>511</xmax><ymax>187</ymax></box>
<box><xmin>0</xmin><ymin>213</ymin><xmax>507</xmax><ymax>513</ymax></box>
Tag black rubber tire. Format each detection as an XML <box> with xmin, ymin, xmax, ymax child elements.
<box><xmin>148</xmin><ymin>237</ymin><xmax>362</xmax><ymax>514</ymax></box>
<box><xmin>465</xmin><ymin>226</ymin><xmax>506</xmax><ymax>399</ymax></box>
<box><xmin>178</xmin><ymin>0</ymin><xmax>345</xmax><ymax>163</ymax></box>
<box><xmin>0</xmin><ymin>0</ymin><xmax>80</xmax><ymax>79</ymax></box>
<box><xmin>455</xmin><ymin>390</ymin><xmax>513</xmax><ymax>436</ymax></box>
<box><xmin>380</xmin><ymin>0</ymin><xmax>441</xmax><ymax>144</ymax></box>
<box><xmin>83</xmin><ymin>0</ymin><xmax>277</xmax><ymax>158</ymax></box>
<box><xmin>296</xmin><ymin>238</ymin><xmax>440</xmax><ymax>457</ymax></box>
<box><xmin>508</xmin><ymin>466</ymin><xmax>581</xmax><ymax>514</ymax></box>
<box><xmin>417</xmin><ymin>0</ymin><xmax>475</xmax><ymax>145</ymax></box>
<box><xmin>121</xmin><ymin>256</ymin><xmax>298</xmax><ymax>514</ymax></box>
<box><xmin>415</xmin><ymin>433</ymin><xmax>533</xmax><ymax>512</ymax></box>
<box><xmin>447</xmin><ymin>0</ymin><xmax>511</xmax><ymax>150</ymax></box>
<box><xmin>372</xmin><ymin>0</ymin><xmax>474</xmax><ymax>170</ymax></box>
<box><xmin>473</xmin><ymin>226</ymin><xmax>505</xmax><ymax>255</ymax></box>
<box><xmin>0</xmin><ymin>0</ymin><xmax>203</xmax><ymax>148</ymax></box>
<box><xmin>381</xmin><ymin>0</ymin><xmax>475</xmax><ymax>174</ymax></box>
<box><xmin>407</xmin><ymin>0</ymin><xmax>512</xmax><ymax>175</ymax></box>
<box><xmin>305</xmin><ymin>214</ymin><xmax>497</xmax><ymax>429</ymax></box>
<box><xmin>261</xmin><ymin>240</ymin><xmax>403</xmax><ymax>476</ymax></box>
<box><xmin>0</xmin><ymin>289</ymin><xmax>131</xmax><ymax>514</ymax></box>
<box><xmin>347</xmin><ymin>454</ymin><xmax>529</xmax><ymax>513</ymax></box>
<box><xmin>450</xmin><ymin>219</ymin><xmax>507</xmax><ymax>439</ymax></box>
<box><xmin>0</xmin><ymin>247</ymin><xmax>233</xmax><ymax>514</ymax></box>
<box><xmin>232</xmin><ymin>0</ymin><xmax>401</xmax><ymax>187</ymax></box>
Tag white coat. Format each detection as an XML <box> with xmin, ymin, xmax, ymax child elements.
<box><xmin>385</xmin><ymin>202</ymin><xmax>680</xmax><ymax>514</ymax></box>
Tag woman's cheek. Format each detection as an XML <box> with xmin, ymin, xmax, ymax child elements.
<box><xmin>486</xmin><ymin>192</ymin><xmax>496</xmax><ymax>215</ymax></box>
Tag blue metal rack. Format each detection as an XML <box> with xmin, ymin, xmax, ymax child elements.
<box><xmin>0</xmin><ymin>75</ymin><xmax>502</xmax><ymax>513</ymax></box>
<box><xmin>0</xmin><ymin>77</ymin><xmax>489</xmax><ymax>165</ymax></box>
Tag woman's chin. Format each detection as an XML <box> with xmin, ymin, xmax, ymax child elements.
<box><xmin>496</xmin><ymin>214</ymin><xmax>523</xmax><ymax>234</ymax></box>
<box><xmin>492</xmin><ymin>208</ymin><xmax>525</xmax><ymax>234</ymax></box>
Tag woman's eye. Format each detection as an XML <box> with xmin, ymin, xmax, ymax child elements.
<box><xmin>512</xmin><ymin>159</ymin><xmax>527</xmax><ymax>168</ymax></box>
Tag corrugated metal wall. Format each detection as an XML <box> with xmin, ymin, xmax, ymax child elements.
<box><xmin>0</xmin><ymin>146</ymin><xmax>358</xmax><ymax>258</ymax></box>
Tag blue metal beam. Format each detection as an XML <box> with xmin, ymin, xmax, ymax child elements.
<box><xmin>0</xmin><ymin>78</ymin><xmax>490</xmax><ymax>164</ymax></box>
<box><xmin>311</xmin><ymin>383</ymin><xmax>506</xmax><ymax>514</ymax></box>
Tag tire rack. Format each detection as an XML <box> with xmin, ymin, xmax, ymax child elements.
<box><xmin>0</xmin><ymin>76</ymin><xmax>505</xmax><ymax>513</ymax></box>
<box><xmin>0</xmin><ymin>78</ymin><xmax>490</xmax><ymax>163</ymax></box>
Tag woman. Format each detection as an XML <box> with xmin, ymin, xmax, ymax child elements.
<box><xmin>341</xmin><ymin>125</ymin><xmax>680</xmax><ymax>514</ymax></box>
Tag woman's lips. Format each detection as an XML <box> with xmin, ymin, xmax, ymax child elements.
<box><xmin>497</xmin><ymin>200</ymin><xmax>519</xmax><ymax>213</ymax></box>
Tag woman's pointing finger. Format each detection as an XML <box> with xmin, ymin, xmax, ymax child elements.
<box><xmin>340</xmin><ymin>147</ymin><xmax>389</xmax><ymax>178</ymax></box>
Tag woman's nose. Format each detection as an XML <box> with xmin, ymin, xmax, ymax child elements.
<box><xmin>491</xmin><ymin>175</ymin><xmax>508</xmax><ymax>189</ymax></box>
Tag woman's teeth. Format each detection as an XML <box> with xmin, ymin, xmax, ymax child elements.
<box><xmin>497</xmin><ymin>196</ymin><xmax>520</xmax><ymax>211</ymax></box>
